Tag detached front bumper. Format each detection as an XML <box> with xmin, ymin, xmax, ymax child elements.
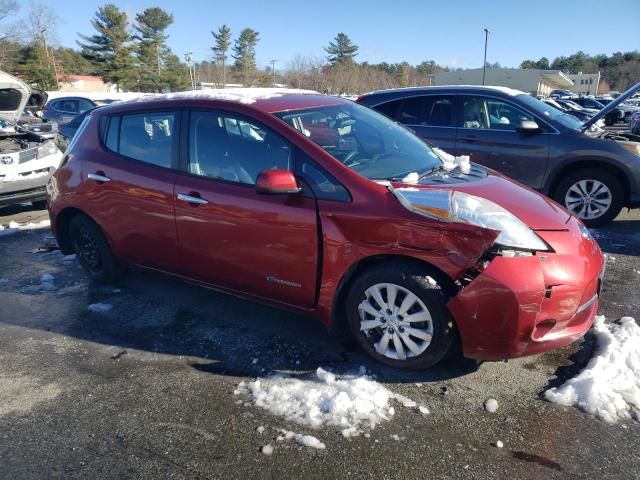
<box><xmin>447</xmin><ymin>219</ymin><xmax>604</xmax><ymax>361</ymax></box>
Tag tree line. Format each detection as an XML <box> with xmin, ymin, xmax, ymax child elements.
<box><xmin>0</xmin><ymin>1</ymin><xmax>637</xmax><ymax>94</ymax></box>
<box><xmin>520</xmin><ymin>51</ymin><xmax>640</xmax><ymax>91</ymax></box>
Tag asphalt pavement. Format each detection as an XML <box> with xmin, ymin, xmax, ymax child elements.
<box><xmin>1</xmin><ymin>204</ymin><xmax>639</xmax><ymax>480</ymax></box>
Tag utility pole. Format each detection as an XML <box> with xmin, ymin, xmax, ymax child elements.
<box><xmin>270</xmin><ymin>59</ymin><xmax>277</xmax><ymax>86</ymax></box>
<box><xmin>184</xmin><ymin>52</ymin><xmax>195</xmax><ymax>90</ymax></box>
<box><xmin>482</xmin><ymin>28</ymin><xmax>490</xmax><ymax>86</ymax></box>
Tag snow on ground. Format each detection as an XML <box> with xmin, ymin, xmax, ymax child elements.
<box><xmin>545</xmin><ymin>316</ymin><xmax>640</xmax><ymax>423</ymax></box>
<box><xmin>0</xmin><ymin>219</ymin><xmax>51</xmax><ymax>237</ymax></box>
<box><xmin>235</xmin><ymin>367</ymin><xmax>427</xmax><ymax>437</ymax></box>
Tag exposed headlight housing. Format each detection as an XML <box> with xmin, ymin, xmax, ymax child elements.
<box><xmin>392</xmin><ymin>187</ymin><xmax>549</xmax><ymax>251</ymax></box>
<box><xmin>37</xmin><ymin>140</ymin><xmax>58</xmax><ymax>158</ymax></box>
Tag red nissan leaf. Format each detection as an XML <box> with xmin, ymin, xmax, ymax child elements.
<box><xmin>47</xmin><ymin>89</ymin><xmax>604</xmax><ymax>370</ymax></box>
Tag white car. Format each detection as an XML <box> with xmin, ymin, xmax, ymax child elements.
<box><xmin>0</xmin><ymin>71</ymin><xmax>63</xmax><ymax>209</ymax></box>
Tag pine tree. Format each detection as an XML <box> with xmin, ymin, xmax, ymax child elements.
<box><xmin>77</xmin><ymin>4</ymin><xmax>135</xmax><ymax>92</ymax></box>
<box><xmin>211</xmin><ymin>24</ymin><xmax>231</xmax><ymax>87</ymax></box>
<box><xmin>18</xmin><ymin>44</ymin><xmax>57</xmax><ymax>89</ymax></box>
<box><xmin>232</xmin><ymin>28</ymin><xmax>259</xmax><ymax>86</ymax></box>
<box><xmin>134</xmin><ymin>7</ymin><xmax>181</xmax><ymax>92</ymax></box>
<box><xmin>324</xmin><ymin>33</ymin><xmax>358</xmax><ymax>65</ymax></box>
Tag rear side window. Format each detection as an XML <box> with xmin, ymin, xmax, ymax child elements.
<box><xmin>373</xmin><ymin>99</ymin><xmax>403</xmax><ymax>120</ymax></box>
<box><xmin>105</xmin><ymin>112</ymin><xmax>176</xmax><ymax>169</ymax></box>
<box><xmin>398</xmin><ymin>95</ymin><xmax>456</xmax><ymax>127</ymax></box>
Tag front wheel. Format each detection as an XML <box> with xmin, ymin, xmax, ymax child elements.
<box><xmin>69</xmin><ymin>214</ymin><xmax>123</xmax><ymax>283</ymax></box>
<box><xmin>553</xmin><ymin>168</ymin><xmax>623</xmax><ymax>227</ymax></box>
<box><xmin>345</xmin><ymin>262</ymin><xmax>455</xmax><ymax>370</ymax></box>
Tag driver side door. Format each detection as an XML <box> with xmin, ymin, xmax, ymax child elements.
<box><xmin>174</xmin><ymin>109</ymin><xmax>319</xmax><ymax>307</ymax></box>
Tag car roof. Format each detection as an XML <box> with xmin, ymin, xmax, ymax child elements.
<box><xmin>94</xmin><ymin>88</ymin><xmax>349</xmax><ymax>116</ymax></box>
<box><xmin>357</xmin><ymin>85</ymin><xmax>527</xmax><ymax>105</ymax></box>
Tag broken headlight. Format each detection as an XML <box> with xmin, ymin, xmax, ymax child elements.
<box><xmin>392</xmin><ymin>188</ymin><xmax>549</xmax><ymax>251</ymax></box>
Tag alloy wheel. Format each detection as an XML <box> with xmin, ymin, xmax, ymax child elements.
<box><xmin>564</xmin><ymin>179</ymin><xmax>612</xmax><ymax>221</ymax></box>
<box><xmin>357</xmin><ymin>282</ymin><xmax>434</xmax><ymax>360</ymax></box>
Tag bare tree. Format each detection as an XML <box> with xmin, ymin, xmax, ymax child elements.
<box><xmin>0</xmin><ymin>0</ymin><xmax>18</xmax><ymax>41</ymax></box>
<box><xmin>21</xmin><ymin>2</ymin><xmax>60</xmax><ymax>87</ymax></box>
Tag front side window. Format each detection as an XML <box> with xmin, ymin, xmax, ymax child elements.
<box><xmin>106</xmin><ymin>111</ymin><xmax>176</xmax><ymax>168</ymax></box>
<box><xmin>57</xmin><ymin>99</ymin><xmax>78</xmax><ymax>113</ymax></box>
<box><xmin>189</xmin><ymin>111</ymin><xmax>292</xmax><ymax>184</ymax></box>
<box><xmin>275</xmin><ymin>102</ymin><xmax>442</xmax><ymax>181</ymax></box>
<box><xmin>461</xmin><ymin>96</ymin><xmax>535</xmax><ymax>131</ymax></box>
<box><xmin>517</xmin><ymin>94</ymin><xmax>584</xmax><ymax>130</ymax></box>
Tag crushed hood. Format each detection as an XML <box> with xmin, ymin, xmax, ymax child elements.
<box><xmin>0</xmin><ymin>71</ymin><xmax>31</xmax><ymax>124</ymax></box>
<box><xmin>581</xmin><ymin>81</ymin><xmax>640</xmax><ymax>131</ymax></box>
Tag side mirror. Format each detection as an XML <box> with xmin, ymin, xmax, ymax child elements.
<box><xmin>516</xmin><ymin>120</ymin><xmax>541</xmax><ymax>133</ymax></box>
<box><xmin>255</xmin><ymin>169</ymin><xmax>301</xmax><ymax>195</ymax></box>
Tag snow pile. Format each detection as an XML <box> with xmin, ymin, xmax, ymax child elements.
<box><xmin>0</xmin><ymin>219</ymin><xmax>51</xmax><ymax>237</ymax></box>
<box><xmin>132</xmin><ymin>88</ymin><xmax>319</xmax><ymax>106</ymax></box>
<box><xmin>545</xmin><ymin>316</ymin><xmax>640</xmax><ymax>423</ymax></box>
<box><xmin>235</xmin><ymin>367</ymin><xmax>395</xmax><ymax>437</ymax></box>
<box><xmin>87</xmin><ymin>303</ymin><xmax>113</xmax><ymax>313</ymax></box>
<box><xmin>433</xmin><ymin>148</ymin><xmax>471</xmax><ymax>174</ymax></box>
<box><xmin>276</xmin><ymin>429</ymin><xmax>326</xmax><ymax>449</ymax></box>
<box><xmin>24</xmin><ymin>273</ymin><xmax>56</xmax><ymax>293</ymax></box>
<box><xmin>484</xmin><ymin>398</ymin><xmax>499</xmax><ymax>413</ymax></box>
<box><xmin>401</xmin><ymin>172</ymin><xmax>420</xmax><ymax>184</ymax></box>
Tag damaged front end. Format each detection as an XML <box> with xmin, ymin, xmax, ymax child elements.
<box><xmin>448</xmin><ymin>217</ymin><xmax>604</xmax><ymax>360</ymax></box>
<box><xmin>389</xmin><ymin>185</ymin><xmax>604</xmax><ymax>361</ymax></box>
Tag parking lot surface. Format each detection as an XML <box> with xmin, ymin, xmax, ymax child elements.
<box><xmin>1</xmin><ymin>204</ymin><xmax>639</xmax><ymax>479</ymax></box>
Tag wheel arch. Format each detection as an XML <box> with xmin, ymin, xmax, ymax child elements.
<box><xmin>330</xmin><ymin>254</ymin><xmax>458</xmax><ymax>335</ymax></box>
<box><xmin>54</xmin><ymin>207</ymin><xmax>95</xmax><ymax>255</ymax></box>
<box><xmin>546</xmin><ymin>158</ymin><xmax>631</xmax><ymax>207</ymax></box>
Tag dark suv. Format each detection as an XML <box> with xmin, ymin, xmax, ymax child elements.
<box><xmin>43</xmin><ymin>96</ymin><xmax>97</xmax><ymax>125</ymax></box>
<box><xmin>357</xmin><ymin>84</ymin><xmax>640</xmax><ymax>226</ymax></box>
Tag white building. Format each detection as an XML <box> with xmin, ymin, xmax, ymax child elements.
<box><xmin>566</xmin><ymin>72</ymin><xmax>600</xmax><ymax>96</ymax></box>
<box><xmin>429</xmin><ymin>68</ymin><xmax>574</xmax><ymax>97</ymax></box>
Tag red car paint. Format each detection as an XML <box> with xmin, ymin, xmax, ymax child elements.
<box><xmin>47</xmin><ymin>93</ymin><xmax>604</xmax><ymax>362</ymax></box>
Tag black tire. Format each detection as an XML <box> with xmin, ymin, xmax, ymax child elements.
<box><xmin>31</xmin><ymin>200</ymin><xmax>47</xmax><ymax>210</ymax></box>
<box><xmin>345</xmin><ymin>261</ymin><xmax>455</xmax><ymax>370</ymax></box>
<box><xmin>604</xmin><ymin>113</ymin><xmax>616</xmax><ymax>126</ymax></box>
<box><xmin>69</xmin><ymin>214</ymin><xmax>123</xmax><ymax>283</ymax></box>
<box><xmin>553</xmin><ymin>168</ymin><xmax>624</xmax><ymax>228</ymax></box>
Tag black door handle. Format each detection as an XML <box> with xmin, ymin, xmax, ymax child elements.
<box><xmin>459</xmin><ymin>136</ymin><xmax>478</xmax><ymax>143</ymax></box>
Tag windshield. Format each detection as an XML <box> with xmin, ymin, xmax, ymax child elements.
<box><xmin>274</xmin><ymin>102</ymin><xmax>442</xmax><ymax>181</ymax></box>
<box><xmin>517</xmin><ymin>94</ymin><xmax>584</xmax><ymax>130</ymax></box>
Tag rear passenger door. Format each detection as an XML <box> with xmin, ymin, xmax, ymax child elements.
<box><xmin>456</xmin><ymin>95</ymin><xmax>550</xmax><ymax>188</ymax></box>
<box><xmin>173</xmin><ymin>109</ymin><xmax>319</xmax><ymax>307</ymax></box>
<box><xmin>374</xmin><ymin>95</ymin><xmax>457</xmax><ymax>154</ymax></box>
<box><xmin>81</xmin><ymin>110</ymin><xmax>181</xmax><ymax>270</ymax></box>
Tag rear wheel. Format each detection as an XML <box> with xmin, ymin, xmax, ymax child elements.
<box><xmin>69</xmin><ymin>214</ymin><xmax>123</xmax><ymax>283</ymax></box>
<box><xmin>345</xmin><ymin>262</ymin><xmax>455</xmax><ymax>370</ymax></box>
<box><xmin>553</xmin><ymin>168</ymin><xmax>623</xmax><ymax>227</ymax></box>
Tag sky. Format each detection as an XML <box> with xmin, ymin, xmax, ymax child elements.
<box><xmin>31</xmin><ymin>0</ymin><xmax>640</xmax><ymax>70</ymax></box>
